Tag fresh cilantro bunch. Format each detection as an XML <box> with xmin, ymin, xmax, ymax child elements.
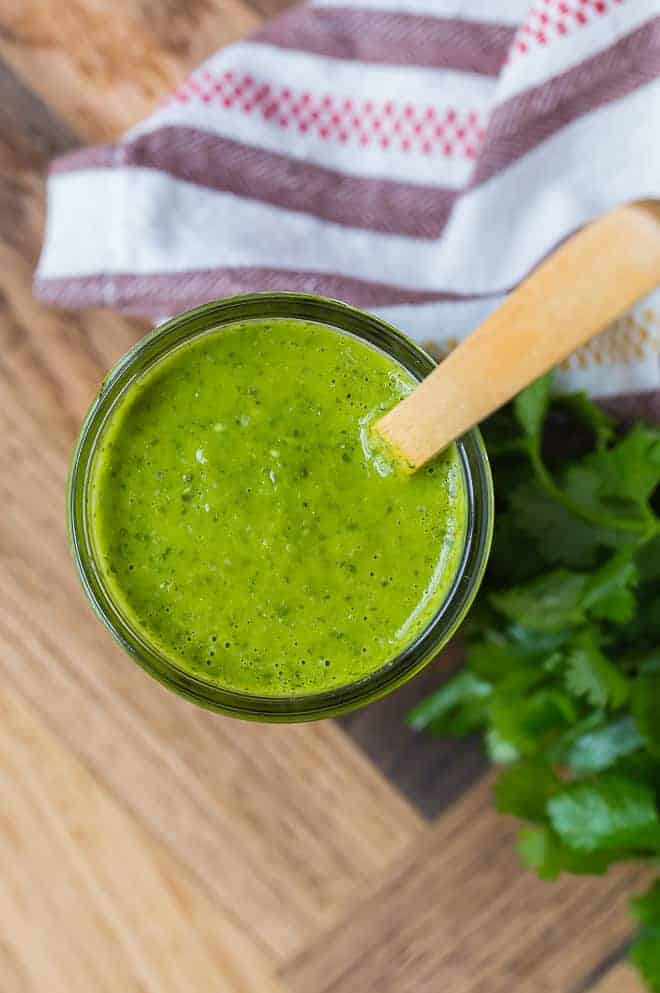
<box><xmin>409</xmin><ymin>375</ymin><xmax>660</xmax><ymax>990</ymax></box>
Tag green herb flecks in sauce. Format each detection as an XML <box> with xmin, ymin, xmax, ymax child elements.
<box><xmin>91</xmin><ymin>319</ymin><xmax>466</xmax><ymax>696</ymax></box>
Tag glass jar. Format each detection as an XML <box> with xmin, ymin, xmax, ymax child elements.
<box><xmin>68</xmin><ymin>293</ymin><xmax>493</xmax><ymax>722</ymax></box>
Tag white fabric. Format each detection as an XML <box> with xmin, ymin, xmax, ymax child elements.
<box><xmin>37</xmin><ymin>0</ymin><xmax>660</xmax><ymax>398</ymax></box>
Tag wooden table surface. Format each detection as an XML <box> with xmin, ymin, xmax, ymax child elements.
<box><xmin>0</xmin><ymin>2</ymin><xmax>648</xmax><ymax>990</ymax></box>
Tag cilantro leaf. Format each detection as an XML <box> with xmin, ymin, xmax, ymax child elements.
<box><xmin>563</xmin><ymin>426</ymin><xmax>660</xmax><ymax>523</ymax></box>
<box><xmin>517</xmin><ymin>825</ymin><xmax>615</xmax><ymax>880</ymax></box>
<box><xmin>632</xmin><ymin>669</ymin><xmax>660</xmax><ymax>758</ymax></box>
<box><xmin>494</xmin><ymin>760</ymin><xmax>560</xmax><ymax>822</ymax></box>
<box><xmin>637</xmin><ymin>537</ymin><xmax>660</xmax><ymax>585</ymax></box>
<box><xmin>464</xmin><ymin>637</ymin><xmax>521</xmax><ymax>682</ymax></box>
<box><xmin>548</xmin><ymin>775</ymin><xmax>660</xmax><ymax>853</ymax></box>
<box><xmin>486</xmin><ymin>728</ymin><xmax>521</xmax><ymax>763</ymax></box>
<box><xmin>465</xmin><ymin>627</ymin><xmax>566</xmax><ymax>686</ymax></box>
<box><xmin>487</xmin><ymin>510</ymin><xmax>547</xmax><ymax>584</ymax></box>
<box><xmin>633</xmin><ymin>880</ymin><xmax>660</xmax><ymax>926</ymax></box>
<box><xmin>582</xmin><ymin>551</ymin><xmax>638</xmax><ymax>624</ymax></box>
<box><xmin>562</xmin><ymin>463</ymin><xmax>615</xmax><ymax>517</ymax></box>
<box><xmin>407</xmin><ymin>671</ymin><xmax>491</xmax><ymax>736</ymax></box>
<box><xmin>590</xmin><ymin>425</ymin><xmax>660</xmax><ymax>507</ymax></box>
<box><xmin>514</xmin><ymin>374</ymin><xmax>552</xmax><ymax>446</ymax></box>
<box><xmin>517</xmin><ymin>826</ymin><xmax>564</xmax><ymax>880</ymax></box>
<box><xmin>489</xmin><ymin>689</ymin><xmax>578</xmax><ymax>758</ymax></box>
<box><xmin>409</xmin><ymin>381</ymin><xmax>660</xmax><ymax>992</ymax></box>
<box><xmin>588</xmin><ymin>586</ymin><xmax>636</xmax><ymax>625</ymax></box>
<box><xmin>630</xmin><ymin>881</ymin><xmax>660</xmax><ymax>993</ymax></box>
<box><xmin>555</xmin><ymin>716</ymin><xmax>644</xmax><ymax>775</ymax></box>
<box><xmin>619</xmin><ymin>591</ymin><xmax>660</xmax><ymax>656</ymax></box>
<box><xmin>630</xmin><ymin>920</ymin><xmax>660</xmax><ymax>993</ymax></box>
<box><xmin>563</xmin><ymin>461</ymin><xmax>649</xmax><ymax>532</ymax></box>
<box><xmin>490</xmin><ymin>570</ymin><xmax>588</xmax><ymax>631</ymax></box>
<box><xmin>563</xmin><ymin>630</ymin><xmax>630</xmax><ymax>709</ymax></box>
<box><xmin>508</xmin><ymin>481</ymin><xmax>617</xmax><ymax>570</ymax></box>
<box><xmin>613</xmin><ymin>753</ymin><xmax>660</xmax><ymax>796</ymax></box>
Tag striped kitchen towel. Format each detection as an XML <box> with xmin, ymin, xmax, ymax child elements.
<box><xmin>35</xmin><ymin>0</ymin><xmax>660</xmax><ymax>403</ymax></box>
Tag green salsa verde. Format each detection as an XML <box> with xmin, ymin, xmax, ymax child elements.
<box><xmin>90</xmin><ymin>318</ymin><xmax>467</xmax><ymax>696</ymax></box>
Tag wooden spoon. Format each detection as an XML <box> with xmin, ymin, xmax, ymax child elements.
<box><xmin>375</xmin><ymin>200</ymin><xmax>660</xmax><ymax>469</ymax></box>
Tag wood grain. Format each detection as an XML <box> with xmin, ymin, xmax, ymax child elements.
<box><xmin>587</xmin><ymin>964</ymin><xmax>646</xmax><ymax>993</ymax></box>
<box><xmin>0</xmin><ymin>3</ymin><xmax>653</xmax><ymax>990</ymax></box>
<box><xmin>281</xmin><ymin>778</ymin><xmax>649</xmax><ymax>993</ymax></box>
<box><xmin>0</xmin><ymin>938</ymin><xmax>34</xmax><ymax>993</ymax></box>
<box><xmin>0</xmin><ymin>0</ymin><xmax>260</xmax><ymax>140</ymax></box>
<box><xmin>340</xmin><ymin>640</ymin><xmax>486</xmax><ymax>818</ymax></box>
<box><xmin>0</xmin><ymin>54</ymin><xmax>423</xmax><ymax>968</ymax></box>
<box><xmin>0</xmin><ymin>681</ymin><xmax>285</xmax><ymax>993</ymax></box>
<box><xmin>0</xmin><ymin>252</ymin><xmax>422</xmax><ymax>961</ymax></box>
<box><xmin>0</xmin><ymin>46</ymin><xmax>445</xmax><ymax>828</ymax></box>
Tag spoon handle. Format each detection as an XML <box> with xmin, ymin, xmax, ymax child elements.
<box><xmin>376</xmin><ymin>200</ymin><xmax>660</xmax><ymax>469</ymax></box>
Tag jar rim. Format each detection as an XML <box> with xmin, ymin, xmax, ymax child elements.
<box><xmin>68</xmin><ymin>293</ymin><xmax>493</xmax><ymax>722</ymax></box>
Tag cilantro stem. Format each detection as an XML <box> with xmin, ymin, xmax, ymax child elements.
<box><xmin>528</xmin><ymin>446</ymin><xmax>658</xmax><ymax>537</ymax></box>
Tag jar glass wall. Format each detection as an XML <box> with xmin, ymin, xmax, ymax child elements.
<box><xmin>68</xmin><ymin>294</ymin><xmax>493</xmax><ymax>722</ymax></box>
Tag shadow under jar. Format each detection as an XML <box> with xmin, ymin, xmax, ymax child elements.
<box><xmin>68</xmin><ymin>293</ymin><xmax>493</xmax><ymax>722</ymax></box>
